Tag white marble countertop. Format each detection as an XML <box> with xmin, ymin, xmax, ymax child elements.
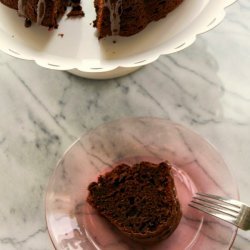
<box><xmin>0</xmin><ymin>1</ymin><xmax>249</xmax><ymax>249</ymax></box>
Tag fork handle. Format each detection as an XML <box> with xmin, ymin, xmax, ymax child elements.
<box><xmin>239</xmin><ymin>207</ymin><xmax>250</xmax><ymax>231</ymax></box>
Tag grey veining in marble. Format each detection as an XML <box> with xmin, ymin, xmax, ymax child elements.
<box><xmin>0</xmin><ymin>1</ymin><xmax>250</xmax><ymax>249</ymax></box>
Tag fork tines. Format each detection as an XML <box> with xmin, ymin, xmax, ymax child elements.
<box><xmin>189</xmin><ymin>193</ymin><xmax>242</xmax><ymax>226</ymax></box>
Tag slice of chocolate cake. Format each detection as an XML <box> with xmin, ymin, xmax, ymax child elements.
<box><xmin>87</xmin><ymin>161</ymin><xmax>182</xmax><ymax>243</ymax></box>
<box><xmin>0</xmin><ymin>0</ymin><xmax>68</xmax><ymax>28</ymax></box>
<box><xmin>94</xmin><ymin>0</ymin><xmax>184</xmax><ymax>38</ymax></box>
<box><xmin>0</xmin><ymin>0</ymin><xmax>83</xmax><ymax>28</ymax></box>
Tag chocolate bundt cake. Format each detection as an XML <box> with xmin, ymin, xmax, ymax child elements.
<box><xmin>0</xmin><ymin>0</ymin><xmax>83</xmax><ymax>28</ymax></box>
<box><xmin>87</xmin><ymin>161</ymin><xmax>182</xmax><ymax>243</ymax></box>
<box><xmin>94</xmin><ymin>0</ymin><xmax>184</xmax><ymax>38</ymax></box>
<box><xmin>1</xmin><ymin>0</ymin><xmax>184</xmax><ymax>36</ymax></box>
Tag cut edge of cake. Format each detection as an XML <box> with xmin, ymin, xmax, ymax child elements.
<box><xmin>0</xmin><ymin>0</ymin><xmax>84</xmax><ymax>28</ymax></box>
<box><xmin>94</xmin><ymin>0</ymin><xmax>184</xmax><ymax>38</ymax></box>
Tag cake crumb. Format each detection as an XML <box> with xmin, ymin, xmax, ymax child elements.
<box><xmin>58</xmin><ymin>33</ymin><xmax>64</xmax><ymax>38</ymax></box>
<box><xmin>24</xmin><ymin>19</ymin><xmax>32</xmax><ymax>28</ymax></box>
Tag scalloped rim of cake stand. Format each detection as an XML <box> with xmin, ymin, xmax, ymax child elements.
<box><xmin>0</xmin><ymin>0</ymin><xmax>237</xmax><ymax>76</ymax></box>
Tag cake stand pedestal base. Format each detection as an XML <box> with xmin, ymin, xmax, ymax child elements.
<box><xmin>68</xmin><ymin>66</ymin><xmax>142</xmax><ymax>80</ymax></box>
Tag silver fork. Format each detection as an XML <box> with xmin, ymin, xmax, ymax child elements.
<box><xmin>189</xmin><ymin>193</ymin><xmax>250</xmax><ymax>230</ymax></box>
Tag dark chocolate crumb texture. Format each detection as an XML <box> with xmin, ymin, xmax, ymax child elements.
<box><xmin>87</xmin><ymin>161</ymin><xmax>182</xmax><ymax>243</ymax></box>
<box><xmin>94</xmin><ymin>0</ymin><xmax>184</xmax><ymax>38</ymax></box>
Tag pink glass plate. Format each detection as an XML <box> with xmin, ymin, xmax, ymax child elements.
<box><xmin>45</xmin><ymin>117</ymin><xmax>238</xmax><ymax>250</ymax></box>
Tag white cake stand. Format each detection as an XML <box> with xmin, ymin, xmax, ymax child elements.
<box><xmin>0</xmin><ymin>0</ymin><xmax>237</xmax><ymax>79</ymax></box>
